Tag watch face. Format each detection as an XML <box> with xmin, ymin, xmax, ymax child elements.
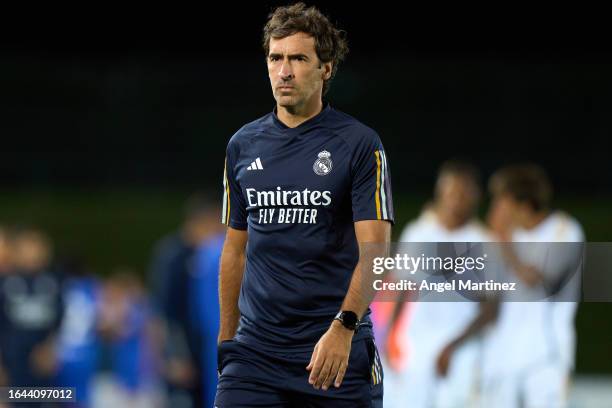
<box><xmin>341</xmin><ymin>311</ymin><xmax>358</xmax><ymax>328</ymax></box>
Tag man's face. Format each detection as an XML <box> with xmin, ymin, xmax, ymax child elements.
<box><xmin>0</xmin><ymin>233</ymin><xmax>11</xmax><ymax>272</ymax></box>
<box><xmin>13</xmin><ymin>233</ymin><xmax>51</xmax><ymax>272</ymax></box>
<box><xmin>487</xmin><ymin>193</ymin><xmax>521</xmax><ymax>233</ymax></box>
<box><xmin>267</xmin><ymin>32</ymin><xmax>331</xmax><ymax>109</ymax></box>
<box><xmin>435</xmin><ymin>174</ymin><xmax>479</xmax><ymax>221</ymax></box>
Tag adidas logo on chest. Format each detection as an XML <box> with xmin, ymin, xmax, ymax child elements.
<box><xmin>247</xmin><ymin>157</ymin><xmax>263</xmax><ymax>171</ymax></box>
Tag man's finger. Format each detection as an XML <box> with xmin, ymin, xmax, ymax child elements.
<box><xmin>308</xmin><ymin>353</ymin><xmax>325</xmax><ymax>384</ymax></box>
<box><xmin>334</xmin><ymin>360</ymin><xmax>348</xmax><ymax>388</ymax></box>
<box><xmin>314</xmin><ymin>358</ymin><xmax>333</xmax><ymax>389</ymax></box>
<box><xmin>322</xmin><ymin>359</ymin><xmax>339</xmax><ymax>391</ymax></box>
<box><xmin>306</xmin><ymin>345</ymin><xmax>319</xmax><ymax>371</ymax></box>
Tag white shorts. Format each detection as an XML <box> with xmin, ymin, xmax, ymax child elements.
<box><xmin>384</xmin><ymin>340</ymin><xmax>480</xmax><ymax>408</ymax></box>
<box><xmin>481</xmin><ymin>362</ymin><xmax>570</xmax><ymax>408</ymax></box>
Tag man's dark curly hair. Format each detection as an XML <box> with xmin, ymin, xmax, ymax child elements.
<box><xmin>489</xmin><ymin>164</ymin><xmax>553</xmax><ymax>212</ymax></box>
<box><xmin>262</xmin><ymin>2</ymin><xmax>349</xmax><ymax>96</ymax></box>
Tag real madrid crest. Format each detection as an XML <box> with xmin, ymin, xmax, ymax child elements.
<box><xmin>313</xmin><ymin>150</ymin><xmax>333</xmax><ymax>176</ymax></box>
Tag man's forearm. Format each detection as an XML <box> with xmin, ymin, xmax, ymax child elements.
<box><xmin>449</xmin><ymin>299</ymin><xmax>498</xmax><ymax>347</ymax></box>
<box><xmin>340</xmin><ymin>220</ymin><xmax>391</xmax><ymax>320</ymax></box>
<box><xmin>500</xmin><ymin>243</ymin><xmax>543</xmax><ymax>286</ymax></box>
<box><xmin>341</xmin><ymin>259</ymin><xmax>376</xmax><ymax>319</ymax></box>
<box><xmin>218</xmin><ymin>246</ymin><xmax>246</xmax><ymax>341</ymax></box>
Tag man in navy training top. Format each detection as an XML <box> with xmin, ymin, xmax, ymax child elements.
<box><xmin>215</xmin><ymin>3</ymin><xmax>394</xmax><ymax>407</ymax></box>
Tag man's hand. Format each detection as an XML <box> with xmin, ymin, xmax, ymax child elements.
<box><xmin>384</xmin><ymin>323</ymin><xmax>404</xmax><ymax>372</ymax></box>
<box><xmin>514</xmin><ymin>263</ymin><xmax>543</xmax><ymax>287</ymax></box>
<box><xmin>306</xmin><ymin>320</ymin><xmax>354</xmax><ymax>390</ymax></box>
<box><xmin>487</xmin><ymin>197</ymin><xmax>515</xmax><ymax>241</ymax></box>
<box><xmin>30</xmin><ymin>339</ymin><xmax>58</xmax><ymax>376</ymax></box>
<box><xmin>436</xmin><ymin>342</ymin><xmax>456</xmax><ymax>377</ymax></box>
<box><xmin>165</xmin><ymin>358</ymin><xmax>197</xmax><ymax>388</ymax></box>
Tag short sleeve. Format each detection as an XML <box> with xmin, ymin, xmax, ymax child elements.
<box><xmin>221</xmin><ymin>141</ymin><xmax>248</xmax><ymax>230</ymax></box>
<box><xmin>351</xmin><ymin>131</ymin><xmax>394</xmax><ymax>224</ymax></box>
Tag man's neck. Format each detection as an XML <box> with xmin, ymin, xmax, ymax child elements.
<box><xmin>276</xmin><ymin>98</ymin><xmax>323</xmax><ymax>128</ymax></box>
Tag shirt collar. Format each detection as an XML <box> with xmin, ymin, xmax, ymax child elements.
<box><xmin>272</xmin><ymin>101</ymin><xmax>331</xmax><ymax>131</ymax></box>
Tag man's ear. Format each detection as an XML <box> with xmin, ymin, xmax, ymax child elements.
<box><xmin>320</xmin><ymin>61</ymin><xmax>333</xmax><ymax>80</ymax></box>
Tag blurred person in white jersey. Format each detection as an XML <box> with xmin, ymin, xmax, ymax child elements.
<box><xmin>477</xmin><ymin>163</ymin><xmax>584</xmax><ymax>408</ymax></box>
<box><xmin>384</xmin><ymin>160</ymin><xmax>493</xmax><ymax>408</ymax></box>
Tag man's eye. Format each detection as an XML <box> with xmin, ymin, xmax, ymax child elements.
<box><xmin>269</xmin><ymin>56</ymin><xmax>280</xmax><ymax>62</ymax></box>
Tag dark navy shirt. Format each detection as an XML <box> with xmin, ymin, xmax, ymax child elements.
<box><xmin>221</xmin><ymin>104</ymin><xmax>394</xmax><ymax>350</ymax></box>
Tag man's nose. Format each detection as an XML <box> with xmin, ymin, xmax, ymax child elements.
<box><xmin>279</xmin><ymin>60</ymin><xmax>294</xmax><ymax>80</ymax></box>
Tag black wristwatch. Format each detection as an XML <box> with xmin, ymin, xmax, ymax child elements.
<box><xmin>334</xmin><ymin>311</ymin><xmax>360</xmax><ymax>332</ymax></box>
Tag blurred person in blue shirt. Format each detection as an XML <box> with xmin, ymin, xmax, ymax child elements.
<box><xmin>190</xmin><ymin>227</ymin><xmax>224</xmax><ymax>408</ymax></box>
<box><xmin>148</xmin><ymin>193</ymin><xmax>223</xmax><ymax>408</ymax></box>
<box><xmin>97</xmin><ymin>270</ymin><xmax>161</xmax><ymax>406</ymax></box>
<box><xmin>53</xmin><ymin>256</ymin><xmax>101</xmax><ymax>407</ymax></box>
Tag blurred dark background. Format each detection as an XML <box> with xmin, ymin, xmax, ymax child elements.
<box><xmin>2</xmin><ymin>3</ymin><xmax>611</xmax><ymax>191</ymax></box>
<box><xmin>0</xmin><ymin>1</ymin><xmax>610</xmax><ymax>380</ymax></box>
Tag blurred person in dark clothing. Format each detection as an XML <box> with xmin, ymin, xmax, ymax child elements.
<box><xmin>0</xmin><ymin>226</ymin><xmax>13</xmax><ymax>391</ymax></box>
<box><xmin>148</xmin><ymin>194</ymin><xmax>223</xmax><ymax>408</ymax></box>
<box><xmin>0</xmin><ymin>228</ymin><xmax>64</xmax><ymax>394</ymax></box>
